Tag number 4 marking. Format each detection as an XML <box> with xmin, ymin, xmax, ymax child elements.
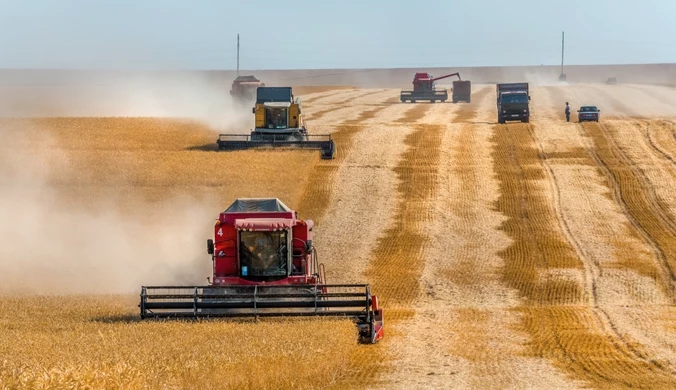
<box><xmin>217</xmin><ymin>228</ymin><xmax>223</xmax><ymax>237</ymax></box>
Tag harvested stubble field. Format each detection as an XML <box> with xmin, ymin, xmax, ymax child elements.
<box><xmin>3</xmin><ymin>82</ymin><xmax>676</xmax><ymax>389</ymax></box>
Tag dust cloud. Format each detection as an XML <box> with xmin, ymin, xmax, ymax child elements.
<box><xmin>0</xmin><ymin>72</ymin><xmax>251</xmax><ymax>134</ymax></box>
<box><xmin>0</xmin><ymin>124</ymin><xmax>215</xmax><ymax>295</ymax></box>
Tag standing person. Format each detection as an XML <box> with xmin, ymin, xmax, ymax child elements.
<box><xmin>565</xmin><ymin>102</ymin><xmax>571</xmax><ymax>122</ymax></box>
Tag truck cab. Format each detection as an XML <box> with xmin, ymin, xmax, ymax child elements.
<box><xmin>497</xmin><ymin>83</ymin><xmax>530</xmax><ymax>123</ymax></box>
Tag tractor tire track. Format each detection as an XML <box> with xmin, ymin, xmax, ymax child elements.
<box><xmin>578</xmin><ymin>121</ymin><xmax>676</xmax><ymax>296</ymax></box>
<box><xmin>646</xmin><ymin>122</ymin><xmax>676</xmax><ymax>167</ymax></box>
<box><xmin>528</xmin><ymin>119</ymin><xmax>676</xmax><ymax>380</ymax></box>
<box><xmin>297</xmin><ymin>104</ymin><xmax>394</xmax><ymax>224</ymax></box>
<box><xmin>644</xmin><ymin>120</ymin><xmax>676</xmax><ymax>169</ymax></box>
<box><xmin>365</xmin><ymin>123</ymin><xmax>443</xmax><ymax>307</ymax></box>
<box><xmin>494</xmin><ymin>122</ymin><xmax>582</xmax><ymax>304</ymax></box>
<box><xmin>527</xmin><ymin>123</ymin><xmax>597</xmax><ymax>303</ymax></box>
<box><xmin>495</xmin><ymin>120</ymin><xmax>676</xmax><ymax>388</ymax></box>
<box><xmin>394</xmin><ymin>104</ymin><xmax>433</xmax><ymax>124</ymax></box>
<box><xmin>495</xmin><ymin>124</ymin><xmax>588</xmax><ymax>381</ymax></box>
<box><xmin>297</xmin><ymin>98</ymin><xmax>427</xmax><ymax>388</ymax></box>
<box><xmin>301</xmin><ymin>88</ymin><xmax>358</xmax><ymax>106</ymax></box>
<box><xmin>362</xmin><ymin>97</ymin><xmax>463</xmax><ymax>389</ymax></box>
<box><xmin>307</xmin><ymin>89</ymin><xmax>389</xmax><ymax>121</ymax></box>
<box><xmin>440</xmin><ymin>87</ymin><xmax>580</xmax><ymax>388</ymax></box>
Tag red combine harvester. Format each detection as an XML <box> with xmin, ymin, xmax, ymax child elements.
<box><xmin>230</xmin><ymin>75</ymin><xmax>265</xmax><ymax>102</ymax></box>
<box><xmin>140</xmin><ymin>198</ymin><xmax>384</xmax><ymax>344</ymax></box>
<box><xmin>400</xmin><ymin>72</ymin><xmax>464</xmax><ymax>103</ymax></box>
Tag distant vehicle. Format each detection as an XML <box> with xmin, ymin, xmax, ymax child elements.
<box><xmin>577</xmin><ymin>106</ymin><xmax>600</xmax><ymax>122</ymax></box>
<box><xmin>230</xmin><ymin>75</ymin><xmax>264</xmax><ymax>102</ymax></box>
<box><xmin>606</xmin><ymin>77</ymin><xmax>617</xmax><ymax>85</ymax></box>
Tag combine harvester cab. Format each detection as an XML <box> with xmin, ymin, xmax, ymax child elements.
<box><xmin>140</xmin><ymin>198</ymin><xmax>383</xmax><ymax>344</ymax></box>
<box><xmin>218</xmin><ymin>87</ymin><xmax>336</xmax><ymax>159</ymax></box>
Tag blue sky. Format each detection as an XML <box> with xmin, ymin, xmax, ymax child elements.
<box><xmin>1</xmin><ymin>0</ymin><xmax>675</xmax><ymax>70</ymax></box>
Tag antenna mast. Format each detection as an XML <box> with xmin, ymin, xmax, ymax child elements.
<box><xmin>561</xmin><ymin>31</ymin><xmax>565</xmax><ymax>74</ymax></box>
<box><xmin>237</xmin><ymin>34</ymin><xmax>240</xmax><ymax>76</ymax></box>
<box><xmin>558</xmin><ymin>31</ymin><xmax>567</xmax><ymax>81</ymax></box>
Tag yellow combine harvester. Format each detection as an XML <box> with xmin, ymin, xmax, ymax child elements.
<box><xmin>217</xmin><ymin>87</ymin><xmax>336</xmax><ymax>159</ymax></box>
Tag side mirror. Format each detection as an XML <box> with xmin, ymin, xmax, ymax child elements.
<box><xmin>252</xmin><ymin>107</ymin><xmax>256</xmax><ymax>114</ymax></box>
<box><xmin>598</xmin><ymin>109</ymin><xmax>601</xmax><ymax>112</ymax></box>
<box><xmin>577</xmin><ymin>110</ymin><xmax>580</xmax><ymax>112</ymax></box>
<box><xmin>207</xmin><ymin>239</ymin><xmax>214</xmax><ymax>255</ymax></box>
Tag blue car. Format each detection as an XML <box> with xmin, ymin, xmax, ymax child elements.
<box><xmin>578</xmin><ymin>106</ymin><xmax>600</xmax><ymax>122</ymax></box>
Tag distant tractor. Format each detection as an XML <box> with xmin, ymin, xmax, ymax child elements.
<box><xmin>140</xmin><ymin>197</ymin><xmax>384</xmax><ymax>344</ymax></box>
<box><xmin>400</xmin><ymin>72</ymin><xmax>466</xmax><ymax>103</ymax></box>
<box><xmin>230</xmin><ymin>75</ymin><xmax>265</xmax><ymax>102</ymax></box>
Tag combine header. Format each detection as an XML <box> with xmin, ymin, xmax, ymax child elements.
<box><xmin>140</xmin><ymin>198</ymin><xmax>384</xmax><ymax>344</ymax></box>
<box><xmin>401</xmin><ymin>72</ymin><xmax>467</xmax><ymax>103</ymax></box>
<box><xmin>218</xmin><ymin>87</ymin><xmax>336</xmax><ymax>159</ymax></box>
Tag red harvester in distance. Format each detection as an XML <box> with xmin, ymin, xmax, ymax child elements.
<box><xmin>400</xmin><ymin>72</ymin><xmax>463</xmax><ymax>103</ymax></box>
<box><xmin>140</xmin><ymin>198</ymin><xmax>384</xmax><ymax>344</ymax></box>
<box><xmin>230</xmin><ymin>75</ymin><xmax>265</xmax><ymax>102</ymax></box>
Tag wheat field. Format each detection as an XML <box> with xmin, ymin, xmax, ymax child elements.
<box><xmin>2</xmin><ymin>82</ymin><xmax>676</xmax><ymax>389</ymax></box>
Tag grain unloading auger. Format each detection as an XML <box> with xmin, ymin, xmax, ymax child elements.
<box><xmin>218</xmin><ymin>87</ymin><xmax>336</xmax><ymax>159</ymax></box>
<box><xmin>140</xmin><ymin>198</ymin><xmax>383</xmax><ymax>344</ymax></box>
